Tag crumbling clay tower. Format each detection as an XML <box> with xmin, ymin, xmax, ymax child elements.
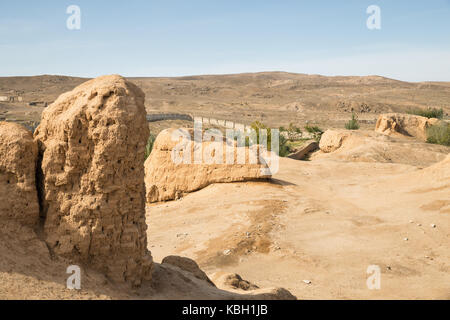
<box><xmin>34</xmin><ymin>75</ymin><xmax>153</xmax><ymax>285</ymax></box>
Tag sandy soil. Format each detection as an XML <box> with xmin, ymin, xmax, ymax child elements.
<box><xmin>147</xmin><ymin>134</ymin><xmax>449</xmax><ymax>299</ymax></box>
<box><xmin>0</xmin><ymin>221</ymin><xmax>296</xmax><ymax>300</ymax></box>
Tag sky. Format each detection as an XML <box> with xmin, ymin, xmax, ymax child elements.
<box><xmin>1</xmin><ymin>0</ymin><xmax>450</xmax><ymax>81</ymax></box>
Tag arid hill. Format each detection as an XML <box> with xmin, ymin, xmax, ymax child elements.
<box><xmin>1</xmin><ymin>72</ymin><xmax>450</xmax><ymax>131</ymax></box>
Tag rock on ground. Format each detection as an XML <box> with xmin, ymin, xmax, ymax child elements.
<box><xmin>0</xmin><ymin>122</ymin><xmax>39</xmax><ymax>228</ymax></box>
<box><xmin>34</xmin><ymin>75</ymin><xmax>152</xmax><ymax>285</ymax></box>
<box><xmin>375</xmin><ymin>113</ymin><xmax>440</xmax><ymax>141</ymax></box>
<box><xmin>210</xmin><ymin>272</ymin><xmax>260</xmax><ymax>291</ymax></box>
<box><xmin>145</xmin><ymin>128</ymin><xmax>271</xmax><ymax>203</ymax></box>
<box><xmin>207</xmin><ymin>271</ymin><xmax>296</xmax><ymax>299</ymax></box>
<box><xmin>151</xmin><ymin>263</ymin><xmax>297</xmax><ymax>300</ymax></box>
<box><xmin>287</xmin><ymin>140</ymin><xmax>318</xmax><ymax>160</ymax></box>
<box><xmin>319</xmin><ymin>129</ymin><xmax>355</xmax><ymax>153</ymax></box>
<box><xmin>315</xmin><ymin>129</ymin><xmax>448</xmax><ymax>166</ymax></box>
<box><xmin>161</xmin><ymin>255</ymin><xmax>215</xmax><ymax>286</ymax></box>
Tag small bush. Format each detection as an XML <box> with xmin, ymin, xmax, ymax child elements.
<box><xmin>304</xmin><ymin>125</ymin><xmax>324</xmax><ymax>142</ymax></box>
<box><xmin>304</xmin><ymin>125</ymin><xmax>323</xmax><ymax>134</ymax></box>
<box><xmin>250</xmin><ymin>121</ymin><xmax>290</xmax><ymax>156</ymax></box>
<box><xmin>278</xmin><ymin>134</ymin><xmax>291</xmax><ymax>157</ymax></box>
<box><xmin>145</xmin><ymin>133</ymin><xmax>157</xmax><ymax>160</ymax></box>
<box><xmin>250</xmin><ymin>121</ymin><xmax>271</xmax><ymax>147</ymax></box>
<box><xmin>426</xmin><ymin>122</ymin><xmax>450</xmax><ymax>146</ymax></box>
<box><xmin>281</xmin><ymin>123</ymin><xmax>302</xmax><ymax>140</ymax></box>
<box><xmin>345</xmin><ymin>113</ymin><xmax>360</xmax><ymax>130</ymax></box>
<box><xmin>288</xmin><ymin>123</ymin><xmax>302</xmax><ymax>134</ymax></box>
<box><xmin>407</xmin><ymin>107</ymin><xmax>444</xmax><ymax>119</ymax></box>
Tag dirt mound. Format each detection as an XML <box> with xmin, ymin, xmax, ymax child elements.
<box><xmin>162</xmin><ymin>256</ymin><xmax>215</xmax><ymax>286</ymax></box>
<box><xmin>144</xmin><ymin>128</ymin><xmax>271</xmax><ymax>203</ymax></box>
<box><xmin>397</xmin><ymin>153</ymin><xmax>450</xmax><ymax>192</ymax></box>
<box><xmin>315</xmin><ymin>129</ymin><xmax>448</xmax><ymax>166</ymax></box>
<box><xmin>151</xmin><ymin>262</ymin><xmax>297</xmax><ymax>300</ymax></box>
<box><xmin>319</xmin><ymin>129</ymin><xmax>355</xmax><ymax>153</ymax></box>
<box><xmin>375</xmin><ymin>113</ymin><xmax>440</xmax><ymax>141</ymax></box>
<box><xmin>34</xmin><ymin>75</ymin><xmax>153</xmax><ymax>285</ymax></box>
<box><xmin>0</xmin><ymin>122</ymin><xmax>39</xmax><ymax>227</ymax></box>
<box><xmin>426</xmin><ymin>153</ymin><xmax>450</xmax><ymax>187</ymax></box>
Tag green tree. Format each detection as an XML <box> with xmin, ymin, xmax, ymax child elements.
<box><xmin>345</xmin><ymin>113</ymin><xmax>360</xmax><ymax>130</ymax></box>
<box><xmin>145</xmin><ymin>133</ymin><xmax>157</xmax><ymax>160</ymax></box>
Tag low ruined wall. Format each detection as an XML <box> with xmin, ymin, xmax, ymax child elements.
<box><xmin>194</xmin><ymin>116</ymin><xmax>252</xmax><ymax>133</ymax></box>
<box><xmin>147</xmin><ymin>113</ymin><xmax>253</xmax><ymax>133</ymax></box>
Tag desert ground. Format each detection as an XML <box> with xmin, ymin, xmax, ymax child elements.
<box><xmin>0</xmin><ymin>73</ymin><xmax>448</xmax><ymax>300</ymax></box>
<box><xmin>1</xmin><ymin>72</ymin><xmax>450</xmax><ymax>131</ymax></box>
<box><xmin>147</xmin><ymin>145</ymin><xmax>449</xmax><ymax>299</ymax></box>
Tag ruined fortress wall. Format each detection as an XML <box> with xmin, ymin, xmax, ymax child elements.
<box><xmin>146</xmin><ymin>113</ymin><xmax>193</xmax><ymax>122</ymax></box>
<box><xmin>34</xmin><ymin>75</ymin><xmax>153</xmax><ymax>285</ymax></box>
<box><xmin>0</xmin><ymin>122</ymin><xmax>40</xmax><ymax>228</ymax></box>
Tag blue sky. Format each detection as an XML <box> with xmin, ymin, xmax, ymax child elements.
<box><xmin>1</xmin><ymin>0</ymin><xmax>450</xmax><ymax>81</ymax></box>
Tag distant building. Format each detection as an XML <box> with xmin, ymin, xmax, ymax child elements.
<box><xmin>0</xmin><ymin>95</ymin><xmax>24</xmax><ymax>102</ymax></box>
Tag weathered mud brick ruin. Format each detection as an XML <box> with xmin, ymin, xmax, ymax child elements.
<box><xmin>0</xmin><ymin>122</ymin><xmax>40</xmax><ymax>227</ymax></box>
<box><xmin>34</xmin><ymin>75</ymin><xmax>153</xmax><ymax>285</ymax></box>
